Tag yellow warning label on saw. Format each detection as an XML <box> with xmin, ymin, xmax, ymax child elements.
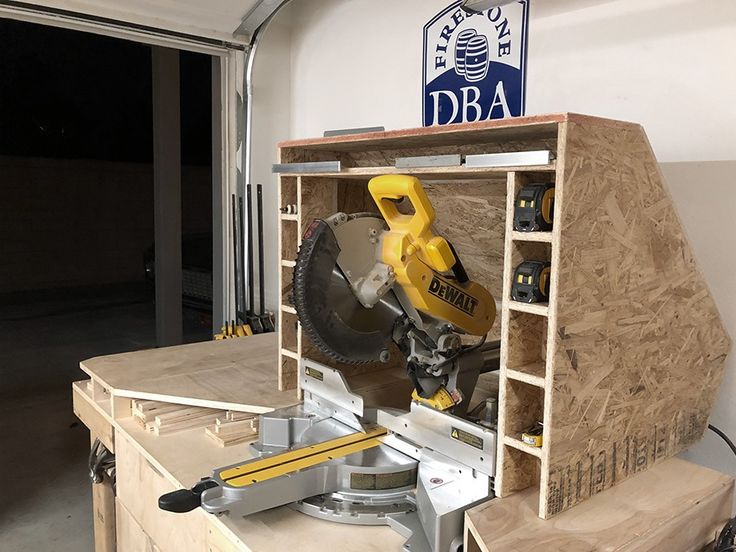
<box><xmin>305</xmin><ymin>366</ymin><xmax>324</xmax><ymax>381</ymax></box>
<box><xmin>450</xmin><ymin>427</ymin><xmax>484</xmax><ymax>450</ymax></box>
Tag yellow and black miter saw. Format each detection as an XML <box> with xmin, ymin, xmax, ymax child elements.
<box><xmin>159</xmin><ymin>175</ymin><xmax>501</xmax><ymax>552</ymax></box>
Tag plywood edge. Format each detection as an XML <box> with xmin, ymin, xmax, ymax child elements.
<box><xmin>115</xmin><ymin>422</ymin><xmax>184</xmax><ymax>490</ymax></box>
<box><xmin>109</xmin><ymin>389</ymin><xmax>286</xmax><ymax>414</ymax></box>
<box><xmin>209</xmin><ymin>518</ymin><xmax>251</xmax><ymax>552</ymax></box>
<box><xmin>278</xmin><ymin>114</ymin><xmax>567</xmax><ymax>149</ymax></box>
<box><xmin>465</xmin><ymin>510</ymin><xmax>491</xmax><ymax>552</ymax></box>
<box><xmin>72</xmin><ymin>380</ymin><xmax>114</xmax><ymax>451</ymax></box>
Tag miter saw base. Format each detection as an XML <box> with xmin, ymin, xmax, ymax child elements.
<box><xmin>160</xmin><ymin>360</ymin><xmax>496</xmax><ymax>552</ymax></box>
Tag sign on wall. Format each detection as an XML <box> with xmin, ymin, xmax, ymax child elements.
<box><xmin>423</xmin><ymin>1</ymin><xmax>529</xmax><ymax>126</ymax></box>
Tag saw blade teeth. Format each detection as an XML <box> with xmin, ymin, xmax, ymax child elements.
<box><xmin>292</xmin><ymin>223</ymin><xmax>367</xmax><ymax>366</ymax></box>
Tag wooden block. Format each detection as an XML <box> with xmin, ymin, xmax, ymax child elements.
<box><xmin>214</xmin><ymin>418</ymin><xmax>256</xmax><ymax>435</ymax></box>
<box><xmin>466</xmin><ymin>458</ymin><xmax>734</xmax><ymax>552</ymax></box>
<box><xmin>73</xmin><ymin>381</ymin><xmax>114</xmax><ymax>452</ymax></box>
<box><xmin>151</xmin><ymin>411</ymin><xmax>222</xmax><ymax>436</ymax></box>
<box><xmin>205</xmin><ymin>425</ymin><xmax>257</xmax><ymax>447</ymax></box>
<box><xmin>224</xmin><ymin>411</ymin><xmax>257</xmax><ymax>423</ymax></box>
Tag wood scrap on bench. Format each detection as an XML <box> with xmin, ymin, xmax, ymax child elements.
<box><xmin>131</xmin><ymin>400</ymin><xmax>222</xmax><ymax>436</ymax></box>
<box><xmin>205</xmin><ymin>412</ymin><xmax>259</xmax><ymax>447</ymax></box>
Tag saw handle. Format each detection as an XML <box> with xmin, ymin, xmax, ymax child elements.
<box><xmin>369</xmin><ymin>175</ymin><xmax>456</xmax><ymax>273</ymax></box>
<box><xmin>159</xmin><ymin>479</ymin><xmax>218</xmax><ymax>513</ymax></box>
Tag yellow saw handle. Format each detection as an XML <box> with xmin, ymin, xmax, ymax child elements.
<box><xmin>368</xmin><ymin>175</ymin><xmax>496</xmax><ymax>337</ymax></box>
<box><xmin>369</xmin><ymin>175</ymin><xmax>456</xmax><ymax>272</ymax></box>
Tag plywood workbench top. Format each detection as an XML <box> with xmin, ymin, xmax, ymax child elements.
<box><xmin>80</xmin><ymin>333</ymin><xmax>299</xmax><ymax>413</ymax></box>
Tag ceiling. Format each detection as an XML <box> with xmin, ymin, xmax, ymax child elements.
<box><xmin>23</xmin><ymin>0</ymin><xmax>263</xmax><ymax>44</ymax></box>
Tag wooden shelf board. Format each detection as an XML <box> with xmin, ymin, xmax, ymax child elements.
<box><xmin>281</xmin><ymin>163</ymin><xmax>556</xmax><ymax>181</ymax></box>
<box><xmin>508</xmin><ymin>301</ymin><xmax>549</xmax><ymax>316</ymax></box>
<box><xmin>510</xmin><ymin>231</ymin><xmax>553</xmax><ymax>243</ymax></box>
<box><xmin>503</xmin><ymin>435</ymin><xmax>544</xmax><ymax>459</ymax></box>
<box><xmin>281</xmin><ymin>348</ymin><xmax>298</xmax><ymax>360</ymax></box>
<box><xmin>280</xmin><ymin>215</ymin><xmax>298</xmax><ymax>222</ymax></box>
<box><xmin>281</xmin><ymin>259</ymin><xmax>296</xmax><ymax>268</ymax></box>
<box><xmin>281</xmin><ymin>304</ymin><xmax>297</xmax><ymax>315</ymax></box>
<box><xmin>506</xmin><ymin>363</ymin><xmax>546</xmax><ymax>387</ymax></box>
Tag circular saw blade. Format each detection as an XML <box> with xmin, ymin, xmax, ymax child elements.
<box><xmin>293</xmin><ymin>216</ymin><xmax>401</xmax><ymax>364</ymax></box>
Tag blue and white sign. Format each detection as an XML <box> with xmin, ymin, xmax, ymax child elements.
<box><xmin>423</xmin><ymin>1</ymin><xmax>529</xmax><ymax>126</ymax></box>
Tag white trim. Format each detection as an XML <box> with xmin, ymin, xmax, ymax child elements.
<box><xmin>0</xmin><ymin>3</ymin><xmax>239</xmax><ymax>55</ymax></box>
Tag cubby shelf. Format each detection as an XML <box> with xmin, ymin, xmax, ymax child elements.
<box><xmin>281</xmin><ymin>259</ymin><xmax>296</xmax><ymax>268</ymax></box>
<box><xmin>506</xmin><ymin>365</ymin><xmax>546</xmax><ymax>388</ymax></box>
<box><xmin>503</xmin><ymin>435</ymin><xmax>544</xmax><ymax>459</ymax></box>
<box><xmin>280</xmin><ymin>305</ymin><xmax>297</xmax><ymax>315</ymax></box>
<box><xmin>510</xmin><ymin>231</ymin><xmax>553</xmax><ymax>243</ymax></box>
<box><xmin>281</xmin><ymin>348</ymin><xmax>299</xmax><ymax>360</ymax></box>
<box><xmin>508</xmin><ymin>301</ymin><xmax>549</xmax><ymax>316</ymax></box>
<box><xmin>280</xmin><ymin>213</ymin><xmax>298</xmax><ymax>222</ymax></box>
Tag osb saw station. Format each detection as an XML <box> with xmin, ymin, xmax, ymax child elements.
<box><xmin>2</xmin><ymin>0</ymin><xmax>719</xmax><ymax>551</ymax></box>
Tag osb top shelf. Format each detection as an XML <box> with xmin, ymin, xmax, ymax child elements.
<box><xmin>283</xmin><ymin>163</ymin><xmax>555</xmax><ymax>180</ymax></box>
<box><xmin>278</xmin><ymin>113</ymin><xmax>636</xmax><ymax>152</ymax></box>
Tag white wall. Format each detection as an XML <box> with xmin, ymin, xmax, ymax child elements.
<box><xmin>254</xmin><ymin>0</ymin><xmax>736</xmax><ymax>495</ymax></box>
<box><xmin>250</xmin><ymin>12</ymin><xmax>294</xmax><ymax>313</ymax></box>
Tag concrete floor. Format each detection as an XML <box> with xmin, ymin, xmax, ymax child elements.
<box><xmin>0</xmin><ymin>283</ymin><xmax>211</xmax><ymax>552</ymax></box>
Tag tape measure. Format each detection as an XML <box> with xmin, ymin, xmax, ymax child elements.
<box><xmin>521</xmin><ymin>422</ymin><xmax>543</xmax><ymax>447</ymax></box>
<box><xmin>511</xmin><ymin>261</ymin><xmax>551</xmax><ymax>303</ymax></box>
<box><xmin>513</xmin><ymin>183</ymin><xmax>555</xmax><ymax>232</ymax></box>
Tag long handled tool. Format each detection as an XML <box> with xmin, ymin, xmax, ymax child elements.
<box><xmin>256</xmin><ymin>184</ymin><xmax>275</xmax><ymax>332</ymax></box>
<box><xmin>231</xmin><ymin>195</ymin><xmax>243</xmax><ymax>323</ymax></box>
<box><xmin>244</xmin><ymin>186</ymin><xmax>264</xmax><ymax>333</ymax></box>
<box><xmin>214</xmin><ymin>195</ymin><xmax>253</xmax><ymax>340</ymax></box>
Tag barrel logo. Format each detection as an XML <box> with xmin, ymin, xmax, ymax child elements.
<box><xmin>423</xmin><ymin>1</ymin><xmax>529</xmax><ymax>126</ymax></box>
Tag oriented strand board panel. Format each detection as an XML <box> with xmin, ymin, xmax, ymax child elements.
<box><xmin>542</xmin><ymin>121</ymin><xmax>731</xmax><ymax>517</ymax></box>
<box><xmin>80</xmin><ymin>334</ymin><xmax>298</xmax><ymax>413</ymax></box>
<box><xmin>466</xmin><ymin>458</ymin><xmax>734</xmax><ymax>552</ymax></box>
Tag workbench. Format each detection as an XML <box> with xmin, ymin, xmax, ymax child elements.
<box><xmin>73</xmin><ymin>334</ymin><xmax>734</xmax><ymax>552</ymax></box>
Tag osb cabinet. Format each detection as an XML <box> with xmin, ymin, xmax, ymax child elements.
<box><xmin>276</xmin><ymin>114</ymin><xmax>730</xmax><ymax>519</ymax></box>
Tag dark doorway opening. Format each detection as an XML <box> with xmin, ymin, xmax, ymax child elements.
<box><xmin>0</xmin><ymin>18</ymin><xmax>214</xmax><ymax>549</ymax></box>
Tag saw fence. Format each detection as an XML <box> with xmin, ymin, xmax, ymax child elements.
<box><xmin>276</xmin><ymin>113</ymin><xmax>730</xmax><ymax>520</ymax></box>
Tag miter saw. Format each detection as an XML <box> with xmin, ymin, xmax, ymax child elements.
<box><xmin>159</xmin><ymin>175</ymin><xmax>501</xmax><ymax>552</ymax></box>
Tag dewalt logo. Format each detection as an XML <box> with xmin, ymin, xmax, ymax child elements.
<box><xmin>428</xmin><ymin>276</ymin><xmax>478</xmax><ymax>315</ymax></box>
